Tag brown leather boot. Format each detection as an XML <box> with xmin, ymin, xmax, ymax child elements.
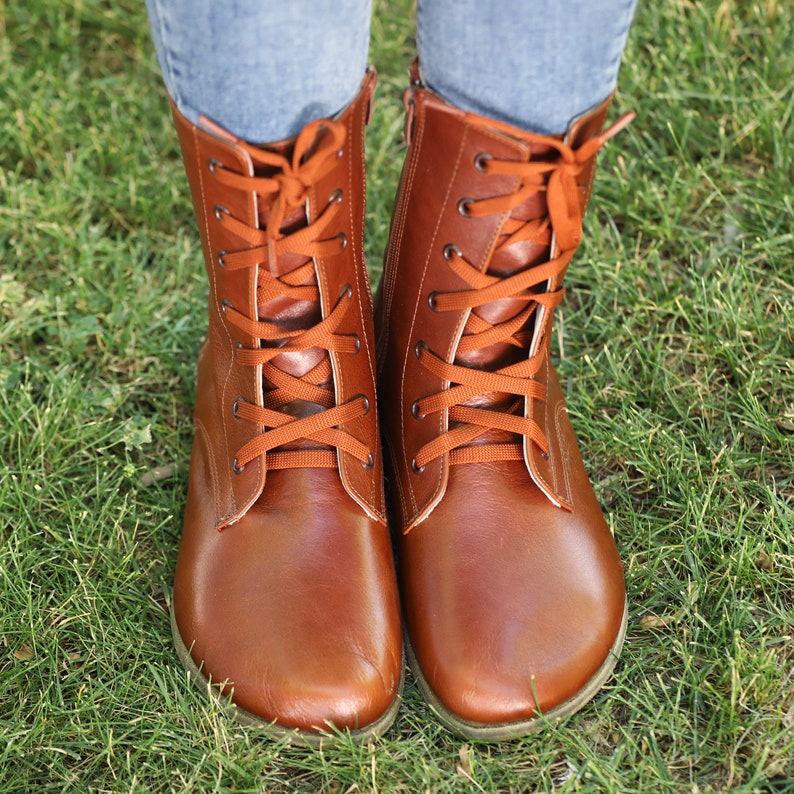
<box><xmin>169</xmin><ymin>70</ymin><xmax>402</xmax><ymax>743</ymax></box>
<box><xmin>376</xmin><ymin>72</ymin><xmax>631</xmax><ymax>740</ymax></box>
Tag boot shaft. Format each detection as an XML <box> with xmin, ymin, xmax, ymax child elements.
<box><xmin>172</xmin><ymin>70</ymin><xmax>385</xmax><ymax>528</ymax></box>
<box><xmin>376</xmin><ymin>78</ymin><xmax>625</xmax><ymax>528</ymax></box>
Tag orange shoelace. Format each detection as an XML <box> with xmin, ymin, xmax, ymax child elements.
<box><xmin>411</xmin><ymin>113</ymin><xmax>634</xmax><ymax>473</ymax></box>
<box><xmin>203</xmin><ymin>118</ymin><xmax>373</xmax><ymax>473</ymax></box>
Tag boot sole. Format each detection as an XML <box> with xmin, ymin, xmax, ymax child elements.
<box><xmin>171</xmin><ymin>606</ymin><xmax>404</xmax><ymax>746</ymax></box>
<box><xmin>405</xmin><ymin>597</ymin><xmax>628</xmax><ymax>742</ymax></box>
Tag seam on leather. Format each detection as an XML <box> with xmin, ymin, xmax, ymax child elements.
<box><xmin>338</xmin><ymin>107</ymin><xmax>383</xmax><ymax>521</ymax></box>
<box><xmin>352</xmin><ymin>107</ymin><xmax>384</xmax><ymax>516</ymax></box>
<box><xmin>527</xmin><ymin>353</ymin><xmax>557</xmax><ymax>501</ymax></box>
<box><xmin>194</xmin><ymin>416</ymin><xmax>223</xmax><ymax>525</ymax></box>
<box><xmin>391</xmin><ymin>93</ymin><xmax>424</xmax><ymax>512</ymax></box>
<box><xmin>351</xmin><ymin>102</ymin><xmax>378</xmax><ymax>511</ymax></box>
<box><xmin>392</xmin><ymin>97</ymin><xmax>425</xmax><ymax>521</ymax></box>
<box><xmin>385</xmin><ymin>431</ymin><xmax>407</xmax><ymax>528</ymax></box>
<box><xmin>403</xmin><ymin>100</ymin><xmax>467</xmax><ymax>524</ymax></box>
<box><xmin>341</xmin><ymin>106</ymin><xmax>369</xmax><ymax>510</ymax></box>
<box><xmin>379</xmin><ymin>108</ymin><xmax>418</xmax><ymax>372</ymax></box>
<box><xmin>194</xmin><ymin>131</ymin><xmax>236</xmax><ymax>512</ymax></box>
<box><xmin>554</xmin><ymin>400</ymin><xmax>574</xmax><ymax>506</ymax></box>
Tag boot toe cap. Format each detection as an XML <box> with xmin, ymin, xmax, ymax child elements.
<box><xmin>226</xmin><ymin>651</ymin><xmax>401</xmax><ymax>733</ymax></box>
<box><xmin>400</xmin><ymin>462</ymin><xmax>626</xmax><ymax>732</ymax></box>
<box><xmin>175</xmin><ymin>607</ymin><xmax>402</xmax><ymax>735</ymax></box>
<box><xmin>411</xmin><ymin>598</ymin><xmax>626</xmax><ymax>728</ymax></box>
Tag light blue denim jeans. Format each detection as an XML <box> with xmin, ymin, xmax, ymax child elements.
<box><xmin>145</xmin><ymin>0</ymin><xmax>638</xmax><ymax>141</ymax></box>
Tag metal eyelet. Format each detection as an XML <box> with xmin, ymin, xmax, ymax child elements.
<box><xmin>361</xmin><ymin>453</ymin><xmax>375</xmax><ymax>470</ymax></box>
<box><xmin>351</xmin><ymin>333</ymin><xmax>361</xmax><ymax>354</ymax></box>
<box><xmin>213</xmin><ymin>204</ymin><xmax>230</xmax><ymax>222</ymax></box>
<box><xmin>217</xmin><ymin>250</ymin><xmax>227</xmax><ymax>268</ymax></box>
<box><xmin>411</xmin><ymin>400</ymin><xmax>426</xmax><ymax>420</ymax></box>
<box><xmin>337</xmin><ymin>147</ymin><xmax>345</xmax><ymax>159</ymax></box>
<box><xmin>354</xmin><ymin>394</ymin><xmax>371</xmax><ymax>415</ymax></box>
<box><xmin>232</xmin><ymin>397</ymin><xmax>244</xmax><ymax>418</ymax></box>
<box><xmin>427</xmin><ymin>292</ymin><xmax>439</xmax><ymax>311</ymax></box>
<box><xmin>329</xmin><ymin>188</ymin><xmax>343</xmax><ymax>205</ymax></box>
<box><xmin>220</xmin><ymin>299</ymin><xmax>233</xmax><ymax>315</ymax></box>
<box><xmin>340</xmin><ymin>283</ymin><xmax>353</xmax><ymax>300</ymax></box>
<box><xmin>414</xmin><ymin>340</ymin><xmax>428</xmax><ymax>359</ymax></box>
<box><xmin>232</xmin><ymin>458</ymin><xmax>246</xmax><ymax>474</ymax></box>
<box><xmin>474</xmin><ymin>152</ymin><xmax>492</xmax><ymax>172</ymax></box>
<box><xmin>411</xmin><ymin>458</ymin><xmax>425</xmax><ymax>475</ymax></box>
<box><xmin>443</xmin><ymin>243</ymin><xmax>461</xmax><ymax>262</ymax></box>
<box><xmin>457</xmin><ymin>198</ymin><xmax>473</xmax><ymax>217</ymax></box>
<box><xmin>337</xmin><ymin>232</ymin><xmax>348</xmax><ymax>250</ymax></box>
<box><xmin>207</xmin><ymin>158</ymin><xmax>223</xmax><ymax>173</ymax></box>
<box><xmin>540</xmin><ymin>451</ymin><xmax>550</xmax><ymax>461</ymax></box>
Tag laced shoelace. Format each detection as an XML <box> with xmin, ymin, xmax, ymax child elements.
<box><xmin>411</xmin><ymin>113</ymin><xmax>634</xmax><ymax>473</ymax></box>
<box><xmin>202</xmin><ymin>117</ymin><xmax>374</xmax><ymax>473</ymax></box>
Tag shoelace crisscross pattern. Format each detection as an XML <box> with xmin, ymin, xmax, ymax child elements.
<box><xmin>411</xmin><ymin>114</ymin><xmax>634</xmax><ymax>473</ymax></box>
<box><xmin>205</xmin><ymin>118</ymin><xmax>373</xmax><ymax>473</ymax></box>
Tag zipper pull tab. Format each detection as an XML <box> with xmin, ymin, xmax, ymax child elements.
<box><xmin>363</xmin><ymin>67</ymin><xmax>377</xmax><ymax>126</ymax></box>
<box><xmin>403</xmin><ymin>86</ymin><xmax>417</xmax><ymax>147</ymax></box>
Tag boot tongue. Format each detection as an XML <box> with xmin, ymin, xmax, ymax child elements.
<box><xmin>253</xmin><ymin>145</ymin><xmax>330</xmax><ymax>424</ymax></box>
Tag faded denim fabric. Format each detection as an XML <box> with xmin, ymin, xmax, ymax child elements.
<box><xmin>146</xmin><ymin>0</ymin><xmax>637</xmax><ymax>141</ymax></box>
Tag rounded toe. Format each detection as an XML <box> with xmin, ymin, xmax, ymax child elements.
<box><xmin>401</xmin><ymin>461</ymin><xmax>625</xmax><ymax>733</ymax></box>
<box><xmin>172</xmin><ymin>475</ymin><xmax>403</xmax><ymax>739</ymax></box>
<box><xmin>414</xmin><ymin>596</ymin><xmax>626</xmax><ymax>728</ymax></box>
<box><xmin>225</xmin><ymin>646</ymin><xmax>401</xmax><ymax>734</ymax></box>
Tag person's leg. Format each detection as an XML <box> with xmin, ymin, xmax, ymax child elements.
<box><xmin>377</xmin><ymin>1</ymin><xmax>637</xmax><ymax>739</ymax></box>
<box><xmin>418</xmin><ymin>0</ymin><xmax>638</xmax><ymax>134</ymax></box>
<box><xmin>145</xmin><ymin>0</ymin><xmax>371</xmax><ymax>141</ymax></box>
<box><xmin>145</xmin><ymin>1</ymin><xmax>403</xmax><ymax>742</ymax></box>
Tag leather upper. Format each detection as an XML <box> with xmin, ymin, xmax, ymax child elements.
<box><xmin>376</xmin><ymin>81</ymin><xmax>626</xmax><ymax>724</ymax></box>
<box><xmin>173</xmin><ymin>70</ymin><xmax>385</xmax><ymax>530</ymax></box>
<box><xmin>377</xmin><ymin>84</ymin><xmax>619</xmax><ymax>527</ymax></box>
<box><xmin>171</xmin><ymin>71</ymin><xmax>402</xmax><ymax>733</ymax></box>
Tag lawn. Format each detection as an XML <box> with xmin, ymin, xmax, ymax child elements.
<box><xmin>0</xmin><ymin>0</ymin><xmax>792</xmax><ymax>791</ymax></box>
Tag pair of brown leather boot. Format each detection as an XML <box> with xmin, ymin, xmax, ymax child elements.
<box><xmin>168</xmin><ymin>68</ymin><xmax>629</xmax><ymax>744</ymax></box>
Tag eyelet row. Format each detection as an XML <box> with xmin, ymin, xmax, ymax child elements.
<box><xmin>411</xmin><ymin>339</ymin><xmax>427</xmax><ymax>472</ymax></box>
<box><xmin>408</xmin><ymin>144</ymin><xmax>509</xmax><ymax>481</ymax></box>
<box><xmin>455</xmin><ymin>152</ymin><xmax>492</xmax><ymax>219</ymax></box>
<box><xmin>212</xmin><ymin>199</ymin><xmax>229</xmax><ymax>270</ymax></box>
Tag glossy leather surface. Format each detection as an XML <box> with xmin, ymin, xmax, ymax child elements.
<box><xmin>171</xmin><ymin>71</ymin><xmax>402</xmax><ymax>735</ymax></box>
<box><xmin>376</xmin><ymin>82</ymin><xmax>625</xmax><ymax>728</ymax></box>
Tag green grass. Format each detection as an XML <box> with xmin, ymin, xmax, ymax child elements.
<box><xmin>1</xmin><ymin>0</ymin><xmax>792</xmax><ymax>791</ymax></box>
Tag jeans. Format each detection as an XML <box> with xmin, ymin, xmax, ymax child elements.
<box><xmin>145</xmin><ymin>0</ymin><xmax>638</xmax><ymax>141</ymax></box>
